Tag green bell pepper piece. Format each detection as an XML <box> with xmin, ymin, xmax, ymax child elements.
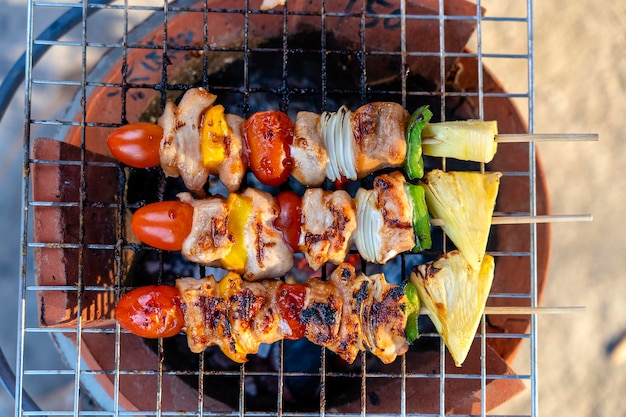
<box><xmin>405</xmin><ymin>311</ymin><xmax>420</xmax><ymax>343</ymax></box>
<box><xmin>405</xmin><ymin>105</ymin><xmax>433</xmax><ymax>180</ymax></box>
<box><xmin>404</xmin><ymin>282</ymin><xmax>421</xmax><ymax>343</ymax></box>
<box><xmin>406</xmin><ymin>183</ymin><xmax>432</xmax><ymax>251</ymax></box>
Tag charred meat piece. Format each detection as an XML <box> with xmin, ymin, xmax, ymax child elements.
<box><xmin>159</xmin><ymin>88</ymin><xmax>217</xmax><ymax>194</ymax></box>
<box><xmin>354</xmin><ymin>171</ymin><xmax>416</xmax><ymax>263</ymax></box>
<box><xmin>176</xmin><ymin>263</ymin><xmax>409</xmax><ymax>364</ymax></box>
<box><xmin>298</xmin><ymin>189</ymin><xmax>357</xmax><ymax>270</ymax></box>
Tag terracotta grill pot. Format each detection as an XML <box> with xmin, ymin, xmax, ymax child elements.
<box><xmin>31</xmin><ymin>0</ymin><xmax>549</xmax><ymax>414</ymax></box>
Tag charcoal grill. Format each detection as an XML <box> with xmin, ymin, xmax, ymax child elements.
<box><xmin>0</xmin><ymin>0</ymin><xmax>593</xmax><ymax>415</ymax></box>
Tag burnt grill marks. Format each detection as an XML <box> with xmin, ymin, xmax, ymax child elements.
<box><xmin>301</xmin><ymin>300</ymin><xmax>338</xmax><ymax>326</ymax></box>
<box><xmin>213</xmin><ymin>215</ymin><xmax>232</xmax><ymax>246</ymax></box>
<box><xmin>370</xmin><ymin>288</ymin><xmax>406</xmax><ymax>344</ymax></box>
<box><xmin>301</xmin><ymin>298</ymin><xmax>339</xmax><ymax>344</ymax></box>
<box><xmin>387</xmin><ymin>284</ymin><xmax>406</xmax><ymax>302</ymax></box>
<box><xmin>255</xmin><ymin>219</ymin><xmax>265</xmax><ymax>266</ymax></box>
<box><xmin>375</xmin><ymin>175</ymin><xmax>412</xmax><ymax>230</ymax></box>
<box><xmin>234</xmin><ymin>288</ymin><xmax>264</xmax><ymax>328</ymax></box>
<box><xmin>253</xmin><ymin>213</ymin><xmax>278</xmax><ymax>269</ymax></box>
<box><xmin>340</xmin><ymin>264</ymin><xmax>353</xmax><ymax>281</ymax></box>
<box><xmin>354</xmin><ymin>281</ymin><xmax>369</xmax><ymax>313</ymax></box>
<box><xmin>329</xmin><ymin>204</ymin><xmax>350</xmax><ymax>250</ymax></box>
<box><xmin>302</xmin><ymin>205</ymin><xmax>350</xmax><ymax>249</ymax></box>
<box><xmin>199</xmin><ymin>295</ymin><xmax>224</xmax><ymax>330</ymax></box>
<box><xmin>352</xmin><ymin>104</ymin><xmax>375</xmax><ymax>148</ymax></box>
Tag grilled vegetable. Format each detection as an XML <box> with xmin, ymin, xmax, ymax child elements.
<box><xmin>107</xmin><ymin>122</ymin><xmax>163</xmax><ymax>168</ymax></box>
<box><xmin>410</xmin><ymin>250</ymin><xmax>495</xmax><ymax>367</ymax></box>
<box><xmin>219</xmin><ymin>193</ymin><xmax>254</xmax><ymax>273</ymax></box>
<box><xmin>273</xmin><ymin>191</ymin><xmax>303</xmax><ymax>252</ymax></box>
<box><xmin>115</xmin><ymin>285</ymin><xmax>185</xmax><ymax>339</ymax></box>
<box><xmin>130</xmin><ymin>200</ymin><xmax>194</xmax><ymax>252</ymax></box>
<box><xmin>422</xmin><ymin>120</ymin><xmax>498</xmax><ymax>163</ymax></box>
<box><xmin>200</xmin><ymin>104</ymin><xmax>230</xmax><ymax>169</ymax></box>
<box><xmin>404</xmin><ymin>105</ymin><xmax>433</xmax><ymax>180</ymax></box>
<box><xmin>420</xmin><ymin>170</ymin><xmax>501</xmax><ymax>271</ymax></box>
<box><xmin>405</xmin><ymin>183</ymin><xmax>432</xmax><ymax>251</ymax></box>
<box><xmin>404</xmin><ymin>281</ymin><xmax>421</xmax><ymax>343</ymax></box>
<box><xmin>243</xmin><ymin>110</ymin><xmax>295</xmax><ymax>186</ymax></box>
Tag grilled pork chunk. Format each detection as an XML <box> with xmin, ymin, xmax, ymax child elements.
<box><xmin>177</xmin><ymin>274</ymin><xmax>283</xmax><ymax>362</ymax></box>
<box><xmin>240</xmin><ymin>188</ymin><xmax>294</xmax><ymax>281</ymax></box>
<box><xmin>352</xmin><ymin>102</ymin><xmax>408</xmax><ymax>177</ymax></box>
<box><xmin>159</xmin><ymin>88</ymin><xmax>216</xmax><ymax>194</ymax></box>
<box><xmin>179</xmin><ymin>192</ymin><xmax>233</xmax><ymax>266</ymax></box>
<box><xmin>308</xmin><ymin>263</ymin><xmax>410</xmax><ymax>364</ymax></box>
<box><xmin>176</xmin><ymin>263</ymin><xmax>409</xmax><ymax>364</ymax></box>
<box><xmin>354</xmin><ymin>171</ymin><xmax>415</xmax><ymax>263</ymax></box>
<box><xmin>299</xmin><ymin>189</ymin><xmax>357</xmax><ymax>270</ymax></box>
<box><xmin>291</xmin><ymin>111</ymin><xmax>328</xmax><ymax>186</ymax></box>
<box><xmin>219</xmin><ymin>114</ymin><xmax>246</xmax><ymax>192</ymax></box>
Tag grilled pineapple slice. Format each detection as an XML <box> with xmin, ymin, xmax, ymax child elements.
<box><xmin>410</xmin><ymin>250</ymin><xmax>495</xmax><ymax>366</ymax></box>
<box><xmin>420</xmin><ymin>170</ymin><xmax>501</xmax><ymax>271</ymax></box>
<box><xmin>422</xmin><ymin>120</ymin><xmax>498</xmax><ymax>163</ymax></box>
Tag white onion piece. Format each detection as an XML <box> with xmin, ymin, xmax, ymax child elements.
<box><xmin>320</xmin><ymin>106</ymin><xmax>357</xmax><ymax>181</ymax></box>
<box><xmin>338</xmin><ymin>106</ymin><xmax>357</xmax><ymax>180</ymax></box>
<box><xmin>354</xmin><ymin>189</ymin><xmax>382</xmax><ymax>263</ymax></box>
<box><xmin>320</xmin><ymin>111</ymin><xmax>339</xmax><ymax>180</ymax></box>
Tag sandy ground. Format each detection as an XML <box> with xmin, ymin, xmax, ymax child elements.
<box><xmin>0</xmin><ymin>1</ymin><xmax>624</xmax><ymax>415</ymax></box>
<box><xmin>488</xmin><ymin>1</ymin><xmax>626</xmax><ymax>416</ymax></box>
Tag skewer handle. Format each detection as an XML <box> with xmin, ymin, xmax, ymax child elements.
<box><xmin>490</xmin><ymin>214</ymin><xmax>593</xmax><ymax>225</ymax></box>
<box><xmin>422</xmin><ymin>132</ymin><xmax>598</xmax><ymax>145</ymax></box>
<box><xmin>495</xmin><ymin>133</ymin><xmax>599</xmax><ymax>143</ymax></box>
<box><xmin>420</xmin><ymin>306</ymin><xmax>585</xmax><ymax>316</ymax></box>
<box><xmin>483</xmin><ymin>306</ymin><xmax>586</xmax><ymax>315</ymax></box>
<box><xmin>430</xmin><ymin>214</ymin><xmax>592</xmax><ymax>227</ymax></box>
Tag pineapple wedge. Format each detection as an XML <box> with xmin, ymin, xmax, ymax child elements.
<box><xmin>422</xmin><ymin>120</ymin><xmax>498</xmax><ymax>163</ymax></box>
<box><xmin>420</xmin><ymin>170</ymin><xmax>501</xmax><ymax>271</ymax></box>
<box><xmin>410</xmin><ymin>250</ymin><xmax>495</xmax><ymax>366</ymax></box>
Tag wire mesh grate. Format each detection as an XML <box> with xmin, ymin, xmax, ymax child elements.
<box><xmin>9</xmin><ymin>0</ymin><xmax>544</xmax><ymax>416</ymax></box>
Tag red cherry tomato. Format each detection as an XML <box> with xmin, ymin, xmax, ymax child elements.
<box><xmin>276</xmin><ymin>283</ymin><xmax>307</xmax><ymax>339</ymax></box>
<box><xmin>333</xmin><ymin>176</ymin><xmax>349</xmax><ymax>190</ymax></box>
<box><xmin>107</xmin><ymin>122</ymin><xmax>163</xmax><ymax>168</ymax></box>
<box><xmin>274</xmin><ymin>191</ymin><xmax>302</xmax><ymax>252</ymax></box>
<box><xmin>243</xmin><ymin>111</ymin><xmax>294</xmax><ymax>186</ymax></box>
<box><xmin>131</xmin><ymin>201</ymin><xmax>194</xmax><ymax>251</ymax></box>
<box><xmin>116</xmin><ymin>285</ymin><xmax>184</xmax><ymax>338</ymax></box>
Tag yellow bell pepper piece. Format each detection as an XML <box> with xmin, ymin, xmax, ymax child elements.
<box><xmin>220</xmin><ymin>194</ymin><xmax>253</xmax><ymax>273</ymax></box>
<box><xmin>218</xmin><ymin>272</ymin><xmax>243</xmax><ymax>299</ymax></box>
<box><xmin>201</xmin><ymin>104</ymin><xmax>230</xmax><ymax>169</ymax></box>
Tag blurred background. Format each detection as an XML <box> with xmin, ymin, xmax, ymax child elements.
<box><xmin>0</xmin><ymin>0</ymin><xmax>623</xmax><ymax>415</ymax></box>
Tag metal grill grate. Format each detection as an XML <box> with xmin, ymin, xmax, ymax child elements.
<box><xmin>4</xmin><ymin>0</ymin><xmax>556</xmax><ymax>416</ymax></box>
